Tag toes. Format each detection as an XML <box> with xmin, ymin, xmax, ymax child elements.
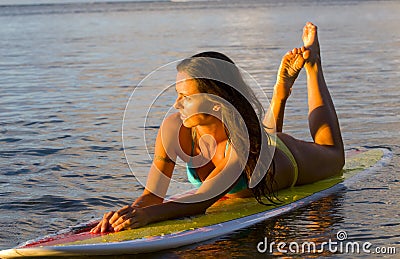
<box><xmin>289</xmin><ymin>48</ymin><xmax>302</xmax><ymax>55</ymax></box>
<box><xmin>303</xmin><ymin>22</ymin><xmax>317</xmax><ymax>34</ymax></box>
<box><xmin>306</xmin><ymin>22</ymin><xmax>317</xmax><ymax>29</ymax></box>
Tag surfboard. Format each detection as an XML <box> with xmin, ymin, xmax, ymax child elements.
<box><xmin>0</xmin><ymin>148</ymin><xmax>391</xmax><ymax>258</ymax></box>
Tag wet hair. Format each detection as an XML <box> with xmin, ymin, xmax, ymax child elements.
<box><xmin>176</xmin><ymin>51</ymin><xmax>277</xmax><ymax>204</ymax></box>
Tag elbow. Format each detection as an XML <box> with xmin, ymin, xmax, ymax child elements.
<box><xmin>189</xmin><ymin>199</ymin><xmax>216</xmax><ymax>216</ymax></box>
<box><xmin>191</xmin><ymin>203</ymin><xmax>210</xmax><ymax>216</ymax></box>
<box><xmin>197</xmin><ymin>207</ymin><xmax>207</xmax><ymax>215</ymax></box>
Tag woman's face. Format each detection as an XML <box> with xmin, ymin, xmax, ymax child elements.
<box><xmin>174</xmin><ymin>71</ymin><xmax>217</xmax><ymax>128</ymax></box>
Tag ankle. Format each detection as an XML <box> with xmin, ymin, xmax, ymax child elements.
<box><xmin>304</xmin><ymin>56</ymin><xmax>321</xmax><ymax>72</ymax></box>
<box><xmin>272</xmin><ymin>88</ymin><xmax>289</xmax><ymax>102</ymax></box>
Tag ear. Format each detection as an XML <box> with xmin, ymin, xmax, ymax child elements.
<box><xmin>212</xmin><ymin>104</ymin><xmax>221</xmax><ymax>112</ymax></box>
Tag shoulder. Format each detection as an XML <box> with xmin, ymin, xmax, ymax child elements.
<box><xmin>160</xmin><ymin>113</ymin><xmax>191</xmax><ymax>136</ymax></box>
<box><xmin>158</xmin><ymin>113</ymin><xmax>184</xmax><ymax>141</ymax></box>
<box><xmin>157</xmin><ymin>113</ymin><xmax>192</xmax><ymax>158</ymax></box>
<box><xmin>161</xmin><ymin>112</ymin><xmax>181</xmax><ymax>128</ymax></box>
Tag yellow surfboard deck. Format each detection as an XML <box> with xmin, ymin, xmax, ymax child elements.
<box><xmin>67</xmin><ymin>148</ymin><xmax>384</xmax><ymax>245</ymax></box>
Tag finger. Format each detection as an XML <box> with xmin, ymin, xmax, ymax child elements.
<box><xmin>90</xmin><ymin>224</ymin><xmax>99</xmax><ymax>233</ymax></box>
<box><xmin>111</xmin><ymin>211</ymin><xmax>134</xmax><ymax>229</ymax></box>
<box><xmin>114</xmin><ymin>210</ymin><xmax>137</xmax><ymax>231</ymax></box>
<box><xmin>100</xmin><ymin>211</ymin><xmax>114</xmax><ymax>233</ymax></box>
<box><xmin>91</xmin><ymin>220</ymin><xmax>105</xmax><ymax>234</ymax></box>
<box><xmin>109</xmin><ymin>205</ymin><xmax>131</xmax><ymax>224</ymax></box>
<box><xmin>90</xmin><ymin>220</ymin><xmax>101</xmax><ymax>233</ymax></box>
<box><xmin>91</xmin><ymin>210</ymin><xmax>114</xmax><ymax>233</ymax></box>
<box><xmin>114</xmin><ymin>218</ymin><xmax>136</xmax><ymax>232</ymax></box>
<box><xmin>116</xmin><ymin>218</ymin><xmax>146</xmax><ymax>231</ymax></box>
<box><xmin>105</xmin><ymin>211</ymin><xmax>115</xmax><ymax>220</ymax></box>
<box><xmin>100</xmin><ymin>219</ymin><xmax>109</xmax><ymax>233</ymax></box>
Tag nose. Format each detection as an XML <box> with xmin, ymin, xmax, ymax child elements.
<box><xmin>173</xmin><ymin>96</ymin><xmax>183</xmax><ymax>109</ymax></box>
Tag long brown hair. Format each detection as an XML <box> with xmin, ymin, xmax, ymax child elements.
<box><xmin>177</xmin><ymin>51</ymin><xmax>277</xmax><ymax>204</ymax></box>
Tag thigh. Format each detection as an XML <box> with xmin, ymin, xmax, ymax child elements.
<box><xmin>277</xmin><ymin>133</ymin><xmax>344</xmax><ymax>185</ymax></box>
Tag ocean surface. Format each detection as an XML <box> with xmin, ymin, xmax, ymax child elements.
<box><xmin>1</xmin><ymin>0</ymin><xmax>399</xmax><ymax>257</ymax></box>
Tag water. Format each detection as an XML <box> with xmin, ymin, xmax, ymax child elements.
<box><xmin>1</xmin><ymin>0</ymin><xmax>399</xmax><ymax>257</ymax></box>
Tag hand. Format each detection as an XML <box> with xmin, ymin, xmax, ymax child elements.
<box><xmin>110</xmin><ymin>205</ymin><xmax>150</xmax><ymax>231</ymax></box>
<box><xmin>90</xmin><ymin>205</ymin><xmax>150</xmax><ymax>233</ymax></box>
<box><xmin>90</xmin><ymin>211</ymin><xmax>115</xmax><ymax>234</ymax></box>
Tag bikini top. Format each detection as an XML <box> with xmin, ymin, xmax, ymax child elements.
<box><xmin>186</xmin><ymin>129</ymin><xmax>247</xmax><ymax>194</ymax></box>
<box><xmin>185</xmin><ymin>129</ymin><xmax>298</xmax><ymax>193</ymax></box>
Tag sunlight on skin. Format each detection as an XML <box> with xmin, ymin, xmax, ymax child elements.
<box><xmin>314</xmin><ymin>124</ymin><xmax>335</xmax><ymax>146</ymax></box>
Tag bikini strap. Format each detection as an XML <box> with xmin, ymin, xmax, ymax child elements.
<box><xmin>224</xmin><ymin>140</ymin><xmax>230</xmax><ymax>157</ymax></box>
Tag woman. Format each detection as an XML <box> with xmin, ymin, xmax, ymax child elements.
<box><xmin>91</xmin><ymin>22</ymin><xmax>344</xmax><ymax>233</ymax></box>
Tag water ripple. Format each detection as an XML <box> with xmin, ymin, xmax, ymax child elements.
<box><xmin>0</xmin><ymin>138</ymin><xmax>22</xmax><ymax>143</ymax></box>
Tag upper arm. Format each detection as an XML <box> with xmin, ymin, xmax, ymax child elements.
<box><xmin>143</xmin><ymin>114</ymin><xmax>181</xmax><ymax>199</ymax></box>
<box><xmin>176</xmin><ymin>148</ymin><xmax>243</xmax><ymax>203</ymax></box>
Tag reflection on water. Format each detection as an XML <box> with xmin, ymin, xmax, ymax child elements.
<box><xmin>0</xmin><ymin>0</ymin><xmax>399</xmax><ymax>257</ymax></box>
<box><xmin>170</xmin><ymin>194</ymin><xmax>345</xmax><ymax>258</ymax></box>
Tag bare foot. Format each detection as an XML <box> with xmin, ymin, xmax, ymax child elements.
<box><xmin>275</xmin><ymin>48</ymin><xmax>306</xmax><ymax>100</ymax></box>
<box><xmin>302</xmin><ymin>22</ymin><xmax>320</xmax><ymax>65</ymax></box>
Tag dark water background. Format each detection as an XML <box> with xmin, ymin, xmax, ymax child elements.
<box><xmin>1</xmin><ymin>0</ymin><xmax>399</xmax><ymax>257</ymax></box>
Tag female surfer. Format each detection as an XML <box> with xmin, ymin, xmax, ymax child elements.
<box><xmin>91</xmin><ymin>22</ymin><xmax>344</xmax><ymax>233</ymax></box>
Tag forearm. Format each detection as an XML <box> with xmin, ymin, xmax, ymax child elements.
<box><xmin>144</xmin><ymin>199</ymin><xmax>212</xmax><ymax>224</ymax></box>
<box><xmin>132</xmin><ymin>192</ymin><xmax>164</xmax><ymax>208</ymax></box>
<box><xmin>144</xmin><ymin>193</ymin><xmax>221</xmax><ymax>225</ymax></box>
